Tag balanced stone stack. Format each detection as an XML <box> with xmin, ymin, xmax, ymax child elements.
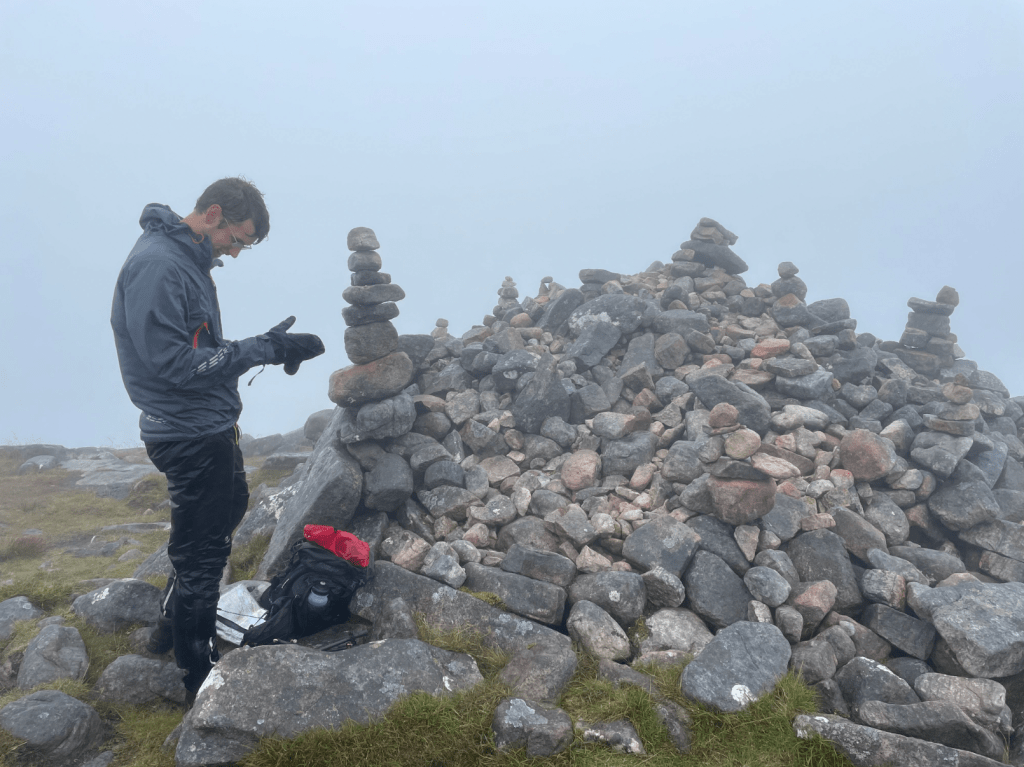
<box><xmin>490</xmin><ymin>276</ymin><xmax>522</xmax><ymax>325</ymax></box>
<box><xmin>328</xmin><ymin>227</ymin><xmax>416</xmax><ymax>443</ymax></box>
<box><xmin>882</xmin><ymin>286</ymin><xmax>962</xmax><ymax>377</ymax></box>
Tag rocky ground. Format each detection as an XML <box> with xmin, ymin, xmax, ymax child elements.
<box><xmin>4</xmin><ymin>217</ymin><xmax>1024</xmax><ymax>766</ymax></box>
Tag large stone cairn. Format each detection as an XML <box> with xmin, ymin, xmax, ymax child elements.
<box><xmin>237</xmin><ymin>215</ymin><xmax>1024</xmax><ymax>764</ymax></box>
<box><xmin>328</xmin><ymin>227</ymin><xmax>416</xmax><ymax>442</ymax></box>
<box><xmin>882</xmin><ymin>286</ymin><xmax>962</xmax><ymax>378</ymax></box>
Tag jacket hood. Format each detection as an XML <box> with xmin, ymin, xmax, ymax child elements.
<box><xmin>138</xmin><ymin>204</ymin><xmax>213</xmax><ymax>270</ymax></box>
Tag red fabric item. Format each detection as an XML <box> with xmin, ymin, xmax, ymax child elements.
<box><xmin>303</xmin><ymin>525</ymin><xmax>370</xmax><ymax>567</ymax></box>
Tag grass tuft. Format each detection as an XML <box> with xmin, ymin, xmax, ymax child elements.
<box><xmin>458</xmin><ymin>588</ymin><xmax>507</xmax><ymax>610</ymax></box>
<box><xmin>414</xmin><ymin>617</ymin><xmax>512</xmax><ymax>680</ymax></box>
<box><xmin>228</xmin><ymin>532</ymin><xmax>273</xmax><ymax>583</ymax></box>
<box><xmin>124</xmin><ymin>473</ymin><xmax>169</xmax><ymax>513</ymax></box>
<box><xmin>0</xmin><ymin>535</ymin><xmax>48</xmax><ymax>562</ymax></box>
<box><xmin>249</xmin><ymin>464</ymin><xmax>294</xmax><ymax>490</ymax></box>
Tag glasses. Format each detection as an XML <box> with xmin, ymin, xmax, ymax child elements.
<box><xmin>219</xmin><ymin>217</ymin><xmax>252</xmax><ymax>250</ymax></box>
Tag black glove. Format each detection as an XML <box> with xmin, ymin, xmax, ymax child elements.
<box><xmin>264</xmin><ymin>316</ymin><xmax>326</xmax><ymax>375</ymax></box>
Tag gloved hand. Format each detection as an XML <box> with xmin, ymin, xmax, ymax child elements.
<box><xmin>264</xmin><ymin>316</ymin><xmax>326</xmax><ymax>375</ymax></box>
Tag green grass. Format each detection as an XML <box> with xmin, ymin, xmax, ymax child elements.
<box><xmin>237</xmin><ymin>626</ymin><xmax>853</xmax><ymax>767</ymax></box>
<box><xmin>229</xmin><ymin>531</ymin><xmax>273</xmax><ymax>583</ymax></box>
<box><xmin>248</xmin><ymin>464</ymin><xmax>294</xmax><ymax>491</ymax></box>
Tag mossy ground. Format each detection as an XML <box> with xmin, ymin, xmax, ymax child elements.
<box><xmin>0</xmin><ymin>449</ymin><xmax>851</xmax><ymax>767</ymax></box>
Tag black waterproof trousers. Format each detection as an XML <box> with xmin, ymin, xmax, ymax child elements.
<box><xmin>146</xmin><ymin>426</ymin><xmax>248</xmax><ymax>693</ymax></box>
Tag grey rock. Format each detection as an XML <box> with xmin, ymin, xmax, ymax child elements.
<box><xmin>688</xmin><ymin>514</ymin><xmax>750</xmax><ymax>576</ymax></box>
<box><xmin>512</xmin><ymin>354</ymin><xmax>570</xmax><ymax>434</ymax></box>
<box><xmin>760</xmin><ymin>494</ymin><xmax>812</xmax><ymax>542</ymax></box>
<box><xmin>419</xmin><ymin>542</ymin><xmax>467</xmax><ymax>588</ymax></box>
<box><xmin>352</xmin><ymin>565</ymin><xmax>570</xmax><ymax>655</ymax></box>
<box><xmin>684</xmin><ymin>550</ymin><xmax>752</xmax><ymax>629</ymax></box>
<box><xmin>497</xmin><ymin>517</ymin><xmax>560</xmax><ymax>554</ymax></box>
<box><xmin>886</xmin><ymin>657</ymin><xmax>932</xmax><ymax>689</ymax></box>
<box><xmin>71</xmin><ymin>578</ymin><xmax>161</xmax><ymax>633</ymax></box>
<box><xmin>689</xmin><ymin>375</ymin><xmax>771</xmax><ymax>434</ymax></box>
<box><xmin>538</xmin><ymin>288</ymin><xmax>586</xmax><ymax>334</ymax></box>
<box><xmin>680</xmin><ymin>622</ymin><xmax>791</xmax><ymax>712</ymax></box>
<box><xmin>364</xmin><ymin>453</ymin><xmax>414</xmax><ymax>512</ymax></box>
<box><xmin>17</xmin><ymin>624</ymin><xmax>89</xmax><ymax>689</ymax></box>
<box><xmin>94</xmin><ymin>654</ymin><xmax>186</xmax><ymax>704</ymax></box>
<box><xmin>0</xmin><ymin>689</ymin><xmax>103</xmax><ymax>760</ymax></box>
<box><xmin>829</xmin><ymin>506</ymin><xmax>889</xmax><ymax>562</ymax></box>
<box><xmin>681</xmin><ymin>238</ymin><xmax>748</xmax><ymax>274</ymax></box>
<box><xmin>344</xmin><ymin>321</ymin><xmax>398</xmax><ymax>364</ymax></box>
<box><xmin>786</xmin><ymin>529</ymin><xmax>863</xmax><ymax>613</ymax></box>
<box><xmin>863</xmin><ymin>494</ymin><xmax>910</xmax><ymax>547</ymax></box>
<box><xmin>568</xmin><ymin>571</ymin><xmax>646</xmax><ymax>628</ymax></box>
<box><xmin>789</xmin><ymin>639</ymin><xmax>838</xmax><ymax>685</ymax></box>
<box><xmin>928</xmin><ymin>480</ymin><xmax>1000</xmax><ymax>532</ymax></box>
<box><xmin>915</xmin><ymin>673</ymin><xmax>1012</xmax><ymax>737</ymax></box>
<box><xmin>861</xmin><ymin>603</ymin><xmax>936</xmax><ymax>660</ymax></box>
<box><xmin>566</xmin><ymin>600</ymin><xmax>631</xmax><ymax>661</ymax></box>
<box><xmin>910</xmin><ymin>432</ymin><xmax>974</xmax><ymax>479</ymax></box>
<box><xmin>834</xmin><ymin>656</ymin><xmax>920</xmax><ymax>719</ymax></box>
<box><xmin>368</xmin><ymin>597</ymin><xmax>419</xmax><ymax>641</ymax></box>
<box><xmin>347</xmin><ymin>227</ymin><xmax>379</xmax><ymax>251</ymax></box>
<box><xmin>660</xmin><ymin>441</ymin><xmax>703</xmax><ymax>483</ymax></box>
<box><xmin>463</xmin><ymin>562</ymin><xmax>566</xmax><ymax>625</ymax></box>
<box><xmin>857</xmin><ymin>700</ymin><xmax>1004</xmax><ymax>761</ymax></box>
<box><xmin>59</xmin><ymin>453</ymin><xmax>159</xmax><ymax>499</ymax></box>
<box><xmin>641</xmin><ymin>566</ymin><xmax>687</xmax><ymax>608</ymax></box>
<box><xmin>753</xmin><ymin>549</ymin><xmax>801</xmax><ymax>588</ymax></box>
<box><xmin>621</xmin><ymin>515</ymin><xmax>701</xmax><ymax>576</ymax></box>
<box><xmin>888</xmin><ymin>546</ymin><xmax>965</xmax><ymax>582</ymax></box>
<box><xmin>599</xmin><ymin>431</ymin><xmax>659</xmax><ymax>477</ymax></box>
<box><xmin>576</xmin><ymin>717</ymin><xmax>646</xmax><ymax>754</ymax></box>
<box><xmin>567</xmin><ymin>294</ymin><xmax>648</xmax><ymax>337</ymax></box>
<box><xmin>492</xmin><ymin>698</ymin><xmax>573</xmax><ymax>757</ymax></box>
<box><xmin>743</xmin><ymin>566</ymin><xmax>792</xmax><ymax>607</ymax></box>
<box><xmin>774</xmin><ymin>368</ymin><xmax>836</xmax><ymax>400</ymax></box>
<box><xmin>176</xmin><ymin>640</ymin><xmax>482</xmax><ymax>767</ymax></box>
<box><xmin>501</xmin><ymin>544</ymin><xmax>577</xmax><ymax>588</ymax></box>
<box><xmin>0</xmin><ymin>597</ymin><xmax>43</xmax><ymax>641</ymax></box>
<box><xmin>498</xmin><ymin>641</ymin><xmax>578</xmax><ymax>704</ymax></box>
<box><xmin>651</xmin><ymin>309</ymin><xmax>710</xmax><ymax>337</ymax></box>
<box><xmin>911</xmin><ymin>581</ymin><xmax>1024</xmax><ymax>677</ymax></box>
<box><xmin>638</xmin><ymin>608</ymin><xmax>714</xmax><ymax>657</ymax></box>
<box><xmin>258</xmin><ymin>417</ymin><xmax>363</xmax><ymax>578</ymax></box>
<box><xmin>794</xmin><ymin>713</ymin><xmax>1008</xmax><ymax>767</ymax></box>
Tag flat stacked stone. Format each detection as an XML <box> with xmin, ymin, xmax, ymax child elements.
<box><xmin>883</xmin><ymin>286</ymin><xmax>961</xmax><ymax>377</ymax></box>
<box><xmin>493</xmin><ymin>277</ymin><xmax>522</xmax><ymax>323</ymax></box>
<box><xmin>431</xmin><ymin>318</ymin><xmax>450</xmax><ymax>340</ymax></box>
<box><xmin>675</xmin><ymin>217</ymin><xmax>748</xmax><ymax>275</ymax></box>
<box><xmin>329</xmin><ymin>226</ymin><xmax>415</xmax><ymax>412</ymax></box>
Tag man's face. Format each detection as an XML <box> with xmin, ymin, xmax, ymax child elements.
<box><xmin>212</xmin><ymin>215</ymin><xmax>256</xmax><ymax>259</ymax></box>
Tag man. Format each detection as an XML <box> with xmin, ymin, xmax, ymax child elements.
<box><xmin>111</xmin><ymin>177</ymin><xmax>324</xmax><ymax>703</ymax></box>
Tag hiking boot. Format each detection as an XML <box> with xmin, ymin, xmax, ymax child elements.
<box><xmin>146</xmin><ymin>616</ymin><xmax>174</xmax><ymax>654</ymax></box>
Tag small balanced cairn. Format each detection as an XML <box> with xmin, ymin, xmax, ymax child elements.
<box><xmin>493</xmin><ymin>276</ymin><xmax>522</xmax><ymax>323</ymax></box>
<box><xmin>328</xmin><ymin>227</ymin><xmax>416</xmax><ymax>441</ymax></box>
<box><xmin>887</xmin><ymin>286</ymin><xmax>961</xmax><ymax>377</ymax></box>
<box><xmin>674</xmin><ymin>217</ymin><xmax>748</xmax><ymax>275</ymax></box>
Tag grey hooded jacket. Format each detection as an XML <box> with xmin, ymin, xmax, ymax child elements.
<box><xmin>111</xmin><ymin>204</ymin><xmax>275</xmax><ymax>443</ymax></box>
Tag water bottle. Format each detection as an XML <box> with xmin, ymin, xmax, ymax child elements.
<box><xmin>307</xmin><ymin>581</ymin><xmax>330</xmax><ymax>610</ymax></box>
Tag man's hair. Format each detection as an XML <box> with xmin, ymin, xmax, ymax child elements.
<box><xmin>195</xmin><ymin>177</ymin><xmax>270</xmax><ymax>243</ymax></box>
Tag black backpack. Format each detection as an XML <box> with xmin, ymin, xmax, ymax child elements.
<box><xmin>242</xmin><ymin>539</ymin><xmax>373</xmax><ymax>646</ymax></box>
